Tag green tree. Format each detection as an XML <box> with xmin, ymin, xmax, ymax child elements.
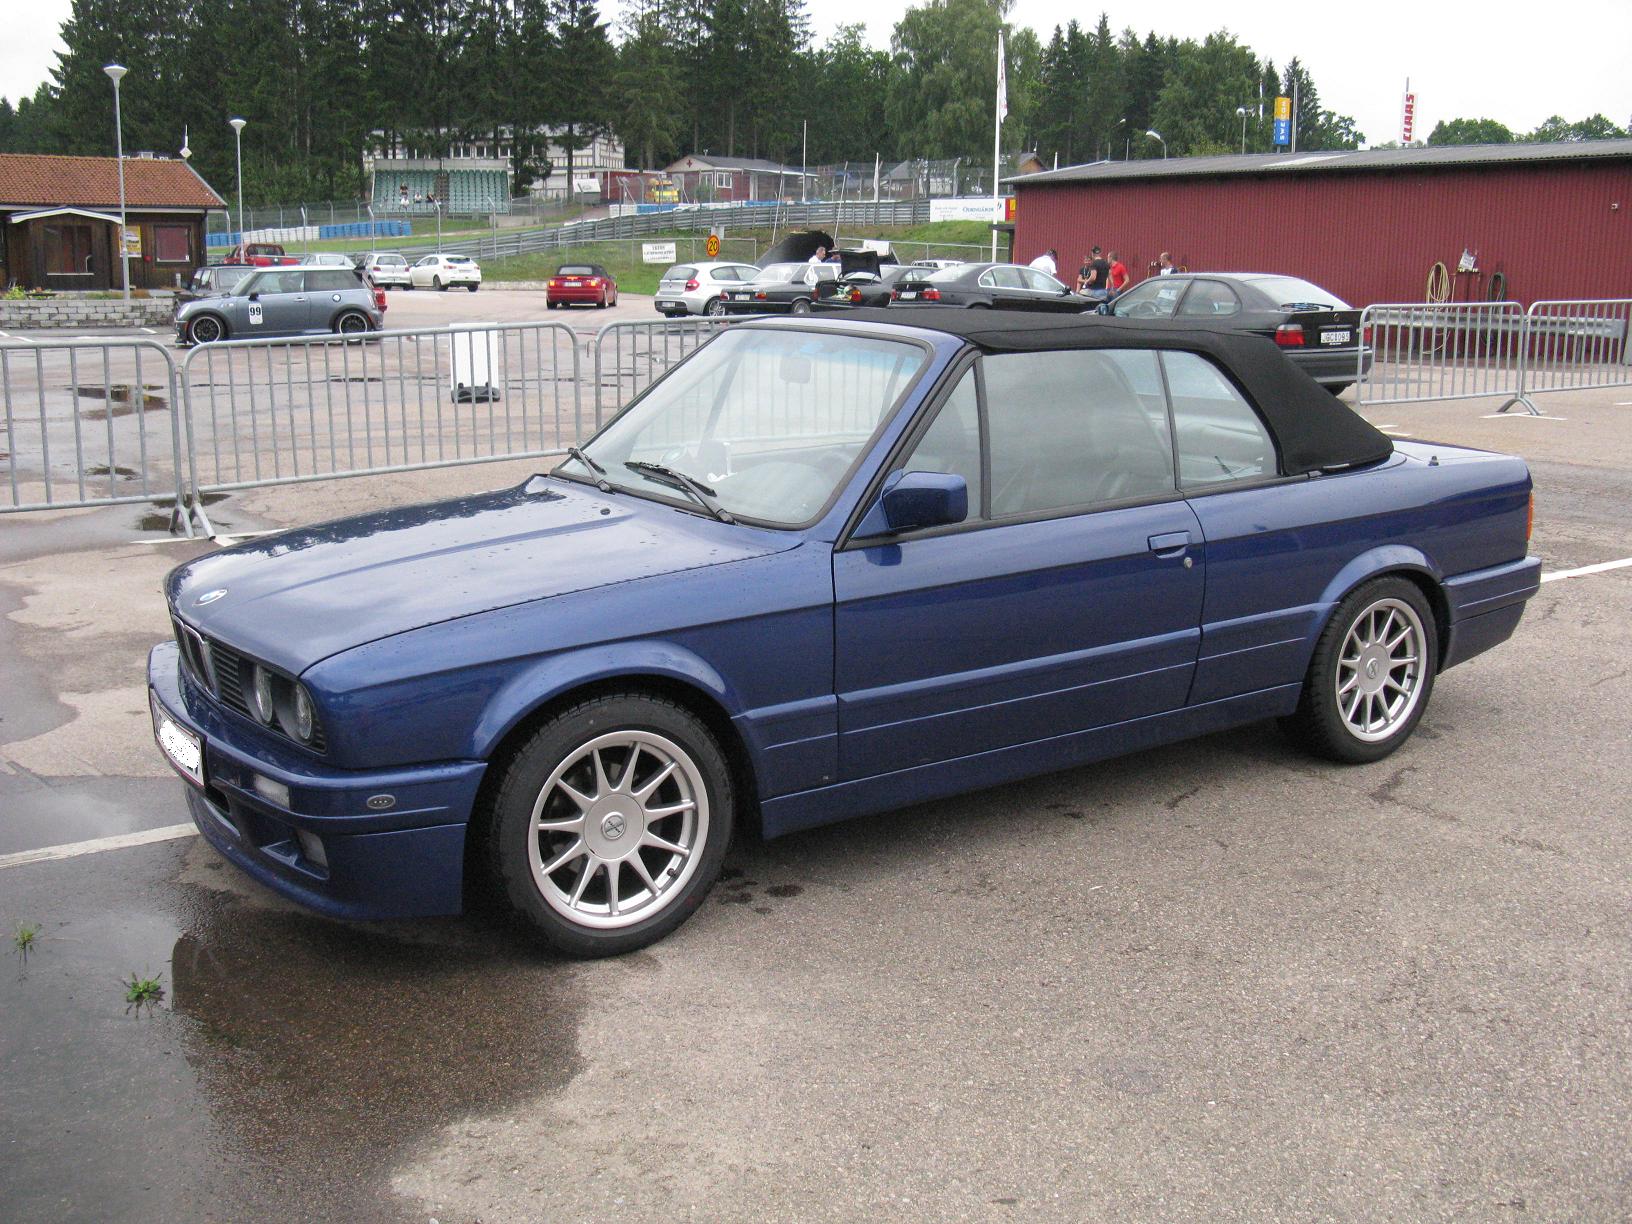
<box><xmin>1528</xmin><ymin>113</ymin><xmax>1628</xmax><ymax>142</ymax></box>
<box><xmin>1150</xmin><ymin>31</ymin><xmax>1261</xmax><ymax>157</ymax></box>
<box><xmin>1426</xmin><ymin>117</ymin><xmax>1514</xmax><ymax>146</ymax></box>
<box><xmin>614</xmin><ymin>1</ymin><xmax>685</xmax><ymax>168</ymax></box>
<box><xmin>886</xmin><ymin>0</ymin><xmax>1008</xmax><ymax>161</ymax></box>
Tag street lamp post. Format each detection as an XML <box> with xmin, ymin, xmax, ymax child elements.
<box><xmin>103</xmin><ymin>64</ymin><xmax>129</xmax><ymax>301</ymax></box>
<box><xmin>1236</xmin><ymin>107</ymin><xmax>1249</xmax><ymax>155</ymax></box>
<box><xmin>1145</xmin><ymin>129</ymin><xmax>1167</xmax><ymax>159</ymax></box>
<box><xmin>228</xmin><ymin>118</ymin><xmax>247</xmax><ymax>244</ymax></box>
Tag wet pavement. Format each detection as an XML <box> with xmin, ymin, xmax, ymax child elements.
<box><xmin>2</xmin><ymin>393</ymin><xmax>1630</xmax><ymax>1221</ymax></box>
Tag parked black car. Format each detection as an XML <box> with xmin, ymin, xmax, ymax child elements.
<box><xmin>1103</xmin><ymin>273</ymin><xmax>1371</xmax><ymax>392</ymax></box>
<box><xmin>814</xmin><ymin>264</ymin><xmax>939</xmax><ymax>310</ymax></box>
<box><xmin>176</xmin><ymin>264</ymin><xmax>255</xmax><ymax>309</ymax></box>
<box><xmin>887</xmin><ymin>263</ymin><xmax>1092</xmax><ymax>312</ymax></box>
<box><xmin>719</xmin><ymin>262</ymin><xmax>841</xmax><ymax>315</ymax></box>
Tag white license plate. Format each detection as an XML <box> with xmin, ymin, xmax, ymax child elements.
<box><xmin>899</xmin><ymin>290</ymin><xmax>917</xmax><ymax>299</ymax></box>
<box><xmin>151</xmin><ymin>693</ymin><xmax>203</xmax><ymax>787</ymax></box>
<box><xmin>1321</xmin><ymin>329</ymin><xmax>1352</xmax><ymax>345</ymax></box>
<box><xmin>657</xmin><ymin>300</ymin><xmax>679</xmax><ymax>309</ymax></box>
<box><xmin>564</xmin><ymin>280</ymin><xmax>581</xmax><ymax>286</ymax></box>
<box><xmin>734</xmin><ymin>293</ymin><xmax>751</xmax><ymax>300</ymax></box>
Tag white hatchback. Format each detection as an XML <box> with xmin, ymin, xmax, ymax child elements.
<box><xmin>410</xmin><ymin>254</ymin><xmax>483</xmax><ymax>292</ymax></box>
<box><xmin>360</xmin><ymin>252</ymin><xmax>412</xmax><ymax>288</ymax></box>
<box><xmin>655</xmin><ymin>261</ymin><xmax>763</xmax><ymax>317</ymax></box>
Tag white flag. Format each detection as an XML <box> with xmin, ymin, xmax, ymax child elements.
<box><xmin>997</xmin><ymin>31</ymin><xmax>1008</xmax><ymax>123</ymax></box>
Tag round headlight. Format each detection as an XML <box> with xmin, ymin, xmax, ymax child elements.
<box><xmin>292</xmin><ymin>683</ymin><xmax>315</xmax><ymax>743</ymax></box>
<box><xmin>251</xmin><ymin>664</ymin><xmax>276</xmax><ymax>725</ymax></box>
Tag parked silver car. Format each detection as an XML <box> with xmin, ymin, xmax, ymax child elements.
<box><xmin>175</xmin><ymin>266</ymin><xmax>386</xmax><ymax>345</ymax></box>
<box><xmin>654</xmin><ymin>261</ymin><xmax>763</xmax><ymax>317</ymax></box>
<box><xmin>299</xmin><ymin>252</ymin><xmax>356</xmax><ymax>268</ymax></box>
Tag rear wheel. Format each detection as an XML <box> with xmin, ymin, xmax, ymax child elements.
<box><xmin>333</xmin><ymin>310</ymin><xmax>370</xmax><ymax>338</ymax></box>
<box><xmin>705</xmin><ymin>297</ymin><xmax>726</xmax><ymax>317</ymax></box>
<box><xmin>1281</xmin><ymin>576</ymin><xmax>1437</xmax><ymax>763</ymax></box>
<box><xmin>484</xmin><ymin>693</ymin><xmax>735</xmax><ymax>958</ymax></box>
<box><xmin>790</xmin><ymin>298</ymin><xmax>811</xmax><ymax>315</ymax></box>
<box><xmin>467</xmin><ymin>284</ymin><xmax>479</xmax><ymax>293</ymax></box>
<box><xmin>187</xmin><ymin>315</ymin><xmax>226</xmax><ymax>345</ymax></box>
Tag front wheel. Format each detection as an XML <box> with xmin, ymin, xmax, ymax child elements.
<box><xmin>434</xmin><ymin>276</ymin><xmax>444</xmax><ymax>291</ymax></box>
<box><xmin>484</xmin><ymin>693</ymin><xmax>735</xmax><ymax>957</ymax></box>
<box><xmin>187</xmin><ymin>315</ymin><xmax>225</xmax><ymax>345</ymax></box>
<box><xmin>1281</xmin><ymin>576</ymin><xmax>1438</xmax><ymax>763</ymax></box>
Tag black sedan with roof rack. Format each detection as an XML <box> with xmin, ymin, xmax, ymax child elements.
<box><xmin>1101</xmin><ymin>272</ymin><xmax>1372</xmax><ymax>394</ymax></box>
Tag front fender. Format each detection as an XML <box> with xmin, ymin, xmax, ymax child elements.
<box><xmin>469</xmin><ymin>640</ymin><xmax>740</xmax><ymax>760</ymax></box>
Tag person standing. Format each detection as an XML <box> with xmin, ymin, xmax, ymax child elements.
<box><xmin>1108</xmin><ymin>251</ymin><xmax>1130</xmax><ymax>297</ymax></box>
<box><xmin>1076</xmin><ymin>252</ymin><xmax>1095</xmax><ymax>293</ymax></box>
<box><xmin>1028</xmin><ymin>248</ymin><xmax>1058</xmax><ymax>277</ymax></box>
<box><xmin>1084</xmin><ymin>246</ymin><xmax>1112</xmax><ymax>302</ymax></box>
<box><xmin>1157</xmin><ymin>251</ymin><xmax>1176</xmax><ymax>275</ymax></box>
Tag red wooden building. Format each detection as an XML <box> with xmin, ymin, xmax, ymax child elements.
<box><xmin>1009</xmin><ymin>140</ymin><xmax>1632</xmax><ymax>307</ymax></box>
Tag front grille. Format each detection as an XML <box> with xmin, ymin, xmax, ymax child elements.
<box><xmin>172</xmin><ymin>616</ymin><xmax>326</xmax><ymax>753</ymax></box>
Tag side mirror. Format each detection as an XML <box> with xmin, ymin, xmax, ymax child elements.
<box><xmin>856</xmin><ymin>471</ymin><xmax>968</xmax><ymax>537</ymax></box>
<box><xmin>247</xmin><ymin>292</ymin><xmax>259</xmax><ymax>301</ymax></box>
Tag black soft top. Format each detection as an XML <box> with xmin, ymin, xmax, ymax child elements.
<box><xmin>822</xmin><ymin>308</ymin><xmax>1392</xmax><ymax>475</ymax></box>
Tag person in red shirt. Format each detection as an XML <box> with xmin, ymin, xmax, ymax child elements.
<box><xmin>1107</xmin><ymin>251</ymin><xmax>1130</xmax><ymax>297</ymax></box>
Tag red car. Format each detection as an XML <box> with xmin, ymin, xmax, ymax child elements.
<box><xmin>546</xmin><ymin>264</ymin><xmax>618</xmax><ymax>309</ymax></box>
<box><xmin>222</xmin><ymin>242</ymin><xmax>300</xmax><ymax>267</ymax></box>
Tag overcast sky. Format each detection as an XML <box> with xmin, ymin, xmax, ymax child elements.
<box><xmin>5</xmin><ymin>0</ymin><xmax>1628</xmax><ymax>152</ymax></box>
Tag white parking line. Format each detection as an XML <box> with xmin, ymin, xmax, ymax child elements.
<box><xmin>1541</xmin><ymin>556</ymin><xmax>1632</xmax><ymax>583</ymax></box>
<box><xmin>0</xmin><ymin>823</ymin><xmax>197</xmax><ymax>870</ymax></box>
<box><xmin>1480</xmin><ymin>412</ymin><xmax>1566</xmax><ymax>420</ymax></box>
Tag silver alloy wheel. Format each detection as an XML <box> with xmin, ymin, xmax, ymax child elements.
<box><xmin>526</xmin><ymin>730</ymin><xmax>709</xmax><ymax>930</ymax></box>
<box><xmin>336</xmin><ymin>312</ymin><xmax>368</xmax><ymax>334</ymax></box>
<box><xmin>1336</xmin><ymin>596</ymin><xmax>1427</xmax><ymax>742</ymax></box>
<box><xmin>706</xmin><ymin>297</ymin><xmax>725</xmax><ymax>317</ymax></box>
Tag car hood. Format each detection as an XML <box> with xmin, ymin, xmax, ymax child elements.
<box><xmin>167</xmin><ymin>477</ymin><xmax>801</xmax><ymax>675</ymax></box>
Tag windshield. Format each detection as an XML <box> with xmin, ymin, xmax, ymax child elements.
<box><xmin>567</xmin><ymin>328</ymin><xmax>928</xmax><ymax>526</ymax></box>
<box><xmin>1247</xmin><ymin>276</ymin><xmax>1350</xmax><ymax>311</ymax></box>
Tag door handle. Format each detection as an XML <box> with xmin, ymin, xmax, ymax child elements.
<box><xmin>1148</xmin><ymin>531</ymin><xmax>1191</xmax><ymax>558</ymax></box>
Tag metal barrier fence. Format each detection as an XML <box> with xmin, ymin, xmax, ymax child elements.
<box><xmin>1355</xmin><ymin>302</ymin><xmax>1525</xmax><ymax>407</ymax></box>
<box><xmin>1502</xmin><ymin>299</ymin><xmax>1632</xmax><ymax>414</ymax></box>
<box><xmin>1</xmin><ymin>338</ymin><xmax>190</xmax><ymax>530</ymax></box>
<box><xmin>592</xmin><ymin>318</ymin><xmax>736</xmax><ymax>425</ymax></box>
<box><xmin>1356</xmin><ymin>299</ymin><xmax>1632</xmax><ymax>415</ymax></box>
<box><xmin>178</xmin><ymin>321</ymin><xmax>582</xmax><ymax>532</ymax></box>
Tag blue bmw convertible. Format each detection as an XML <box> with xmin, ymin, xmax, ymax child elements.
<box><xmin>150</xmin><ymin>311</ymin><xmax>1540</xmax><ymax>956</ymax></box>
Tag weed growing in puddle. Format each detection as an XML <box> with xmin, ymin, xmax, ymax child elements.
<box><xmin>124</xmin><ymin>971</ymin><xmax>165</xmax><ymax>1011</ymax></box>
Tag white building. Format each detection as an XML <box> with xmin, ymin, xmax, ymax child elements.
<box><xmin>364</xmin><ymin>128</ymin><xmax>626</xmax><ymax>207</ymax></box>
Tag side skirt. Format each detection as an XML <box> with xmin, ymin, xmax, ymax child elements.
<box><xmin>760</xmin><ymin>684</ymin><xmax>1302</xmax><ymax>839</ymax></box>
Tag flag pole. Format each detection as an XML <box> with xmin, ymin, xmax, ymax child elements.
<box><xmin>992</xmin><ymin>31</ymin><xmax>1005</xmax><ymax>262</ymax></box>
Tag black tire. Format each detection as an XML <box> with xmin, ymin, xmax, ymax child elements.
<box><xmin>547</xmin><ymin>300</ymin><xmax>559</xmax><ymax>310</ymax></box>
<box><xmin>1280</xmin><ymin>575</ymin><xmax>1438</xmax><ymax>764</ymax></box>
<box><xmin>483</xmin><ymin>693</ymin><xmax>736</xmax><ymax>958</ymax></box>
<box><xmin>789</xmin><ymin>298</ymin><xmax>811</xmax><ymax>315</ymax></box>
<box><xmin>333</xmin><ymin>310</ymin><xmax>370</xmax><ymax>337</ymax></box>
<box><xmin>187</xmin><ymin>315</ymin><xmax>226</xmax><ymax>345</ymax></box>
<box><xmin>705</xmin><ymin>297</ymin><xmax>726</xmax><ymax>317</ymax></box>
<box><xmin>434</xmin><ymin>276</ymin><xmax>444</xmax><ymax>291</ymax></box>
<box><xmin>467</xmin><ymin>284</ymin><xmax>479</xmax><ymax>293</ymax></box>
<box><xmin>1325</xmin><ymin>382</ymin><xmax>1352</xmax><ymax>397</ymax></box>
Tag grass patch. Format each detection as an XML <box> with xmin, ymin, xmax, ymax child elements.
<box><xmin>14</xmin><ymin>922</ymin><xmax>39</xmax><ymax>957</ymax></box>
<box><xmin>124</xmin><ymin>971</ymin><xmax>165</xmax><ymax>1009</ymax></box>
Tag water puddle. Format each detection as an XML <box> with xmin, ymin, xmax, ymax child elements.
<box><xmin>73</xmin><ymin>383</ymin><xmax>169</xmax><ymax>417</ymax></box>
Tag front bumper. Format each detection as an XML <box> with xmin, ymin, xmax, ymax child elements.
<box><xmin>148</xmin><ymin>641</ymin><xmax>486</xmax><ymax>920</ymax></box>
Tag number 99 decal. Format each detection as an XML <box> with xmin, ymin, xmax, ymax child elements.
<box><xmin>248</xmin><ymin>302</ymin><xmax>263</xmax><ymax>325</ymax></box>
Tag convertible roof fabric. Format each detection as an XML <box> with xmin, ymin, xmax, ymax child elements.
<box><xmin>801</xmin><ymin>309</ymin><xmax>1392</xmax><ymax>476</ymax></box>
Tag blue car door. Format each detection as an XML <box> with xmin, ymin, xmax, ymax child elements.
<box><xmin>833</xmin><ymin>349</ymin><xmax>1206</xmax><ymax>782</ymax></box>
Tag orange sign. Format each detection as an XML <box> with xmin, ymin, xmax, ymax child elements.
<box><xmin>1004</xmin><ymin>196</ymin><xmax>1017</xmax><ymax>222</ymax></box>
<box><xmin>705</xmin><ymin>233</ymin><xmax>721</xmax><ymax>258</ymax></box>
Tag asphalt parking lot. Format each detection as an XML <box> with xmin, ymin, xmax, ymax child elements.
<box><xmin>2</xmin><ymin>386</ymin><xmax>1630</xmax><ymax>1221</ymax></box>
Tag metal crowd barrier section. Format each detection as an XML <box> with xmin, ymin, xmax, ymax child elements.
<box><xmin>1</xmin><ymin>337</ymin><xmax>190</xmax><ymax>531</ymax></box>
<box><xmin>178</xmin><ymin>321</ymin><xmax>581</xmax><ymax>531</ymax></box>
<box><xmin>592</xmin><ymin>318</ymin><xmax>737</xmax><ymax>425</ymax></box>
<box><xmin>1499</xmin><ymin>299</ymin><xmax>1632</xmax><ymax>414</ymax></box>
<box><xmin>1355</xmin><ymin>302</ymin><xmax>1525</xmax><ymax>407</ymax></box>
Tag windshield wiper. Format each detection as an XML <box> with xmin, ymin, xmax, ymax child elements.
<box><xmin>624</xmin><ymin>461</ymin><xmax>734</xmax><ymax>523</ymax></box>
<box><xmin>563</xmin><ymin>445</ymin><xmax>612</xmax><ymax>492</ymax></box>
